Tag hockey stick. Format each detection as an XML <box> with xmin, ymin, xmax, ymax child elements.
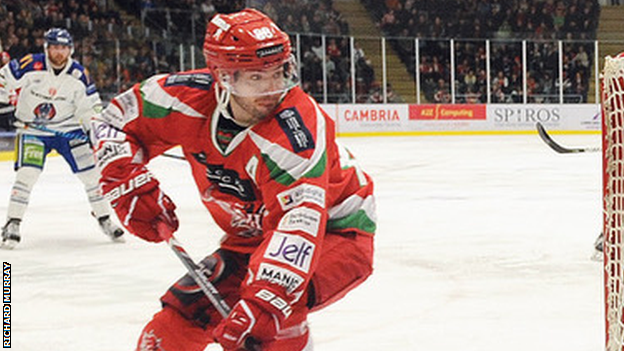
<box><xmin>22</xmin><ymin>122</ymin><xmax>90</xmax><ymax>141</ymax></box>
<box><xmin>535</xmin><ymin>122</ymin><xmax>601</xmax><ymax>154</ymax></box>
<box><xmin>156</xmin><ymin>222</ymin><xmax>261</xmax><ymax>351</ymax></box>
<box><xmin>20</xmin><ymin>122</ymin><xmax>186</xmax><ymax>161</ymax></box>
<box><xmin>159</xmin><ymin>153</ymin><xmax>185</xmax><ymax>161</ymax></box>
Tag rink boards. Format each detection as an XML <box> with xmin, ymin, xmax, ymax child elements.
<box><xmin>0</xmin><ymin>103</ymin><xmax>601</xmax><ymax>161</ymax></box>
<box><xmin>321</xmin><ymin>103</ymin><xmax>601</xmax><ymax>136</ymax></box>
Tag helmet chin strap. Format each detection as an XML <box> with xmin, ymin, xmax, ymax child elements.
<box><xmin>214</xmin><ymin>82</ymin><xmax>233</xmax><ymax>120</ymax></box>
<box><xmin>277</xmin><ymin>89</ymin><xmax>289</xmax><ymax>104</ymax></box>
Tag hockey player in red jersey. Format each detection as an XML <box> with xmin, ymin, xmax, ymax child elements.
<box><xmin>93</xmin><ymin>9</ymin><xmax>375</xmax><ymax>351</ymax></box>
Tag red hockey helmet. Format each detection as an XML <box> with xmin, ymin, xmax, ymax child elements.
<box><xmin>204</xmin><ymin>9</ymin><xmax>291</xmax><ymax>70</ymax></box>
<box><xmin>203</xmin><ymin>9</ymin><xmax>298</xmax><ymax>97</ymax></box>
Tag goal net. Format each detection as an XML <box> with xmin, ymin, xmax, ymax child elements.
<box><xmin>603</xmin><ymin>54</ymin><xmax>624</xmax><ymax>351</ymax></box>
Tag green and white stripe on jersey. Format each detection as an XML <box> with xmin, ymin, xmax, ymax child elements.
<box><xmin>327</xmin><ymin>193</ymin><xmax>376</xmax><ymax>234</ymax></box>
<box><xmin>249</xmin><ymin>101</ymin><xmax>327</xmax><ymax>186</ymax></box>
<box><xmin>139</xmin><ymin>75</ymin><xmax>205</xmax><ymax>119</ymax></box>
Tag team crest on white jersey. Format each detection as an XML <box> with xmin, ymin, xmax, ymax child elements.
<box><xmin>33</xmin><ymin>102</ymin><xmax>56</xmax><ymax>120</ymax></box>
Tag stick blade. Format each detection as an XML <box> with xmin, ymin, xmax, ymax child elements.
<box><xmin>536</xmin><ymin>122</ymin><xmax>580</xmax><ymax>154</ymax></box>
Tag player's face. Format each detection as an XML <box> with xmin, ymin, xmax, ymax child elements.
<box><xmin>46</xmin><ymin>44</ymin><xmax>71</xmax><ymax>68</ymax></box>
<box><xmin>228</xmin><ymin>65</ymin><xmax>286</xmax><ymax>126</ymax></box>
<box><xmin>232</xmin><ymin>64</ymin><xmax>287</xmax><ymax>97</ymax></box>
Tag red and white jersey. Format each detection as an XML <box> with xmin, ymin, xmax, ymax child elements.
<box><xmin>92</xmin><ymin>68</ymin><xmax>375</xmax><ymax>305</ymax></box>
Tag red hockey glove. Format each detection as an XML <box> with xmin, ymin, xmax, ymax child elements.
<box><xmin>102</xmin><ymin>168</ymin><xmax>178</xmax><ymax>242</ymax></box>
<box><xmin>213</xmin><ymin>298</ymin><xmax>280</xmax><ymax>350</ymax></box>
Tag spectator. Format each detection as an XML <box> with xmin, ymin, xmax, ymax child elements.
<box><xmin>0</xmin><ymin>51</ymin><xmax>10</xmax><ymax>66</ymax></box>
<box><xmin>464</xmin><ymin>69</ymin><xmax>478</xmax><ymax>93</ymax></box>
<box><xmin>433</xmin><ymin>78</ymin><xmax>451</xmax><ymax>103</ymax></box>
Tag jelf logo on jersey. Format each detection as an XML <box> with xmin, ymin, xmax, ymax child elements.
<box><xmin>264</xmin><ymin>232</ymin><xmax>315</xmax><ymax>273</ymax></box>
<box><xmin>33</xmin><ymin>103</ymin><xmax>56</xmax><ymax>120</ymax></box>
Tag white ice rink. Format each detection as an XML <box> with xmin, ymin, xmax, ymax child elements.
<box><xmin>0</xmin><ymin>134</ymin><xmax>604</xmax><ymax>351</ymax></box>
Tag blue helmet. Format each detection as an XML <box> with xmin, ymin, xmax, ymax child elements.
<box><xmin>44</xmin><ymin>28</ymin><xmax>73</xmax><ymax>48</ymax></box>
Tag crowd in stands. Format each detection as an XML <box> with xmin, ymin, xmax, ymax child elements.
<box><xmin>368</xmin><ymin>0</ymin><xmax>600</xmax><ymax>40</ymax></box>
<box><xmin>0</xmin><ymin>0</ymin><xmax>607</xmax><ymax>112</ymax></box>
<box><xmin>363</xmin><ymin>0</ymin><xmax>601</xmax><ymax>103</ymax></box>
<box><xmin>0</xmin><ymin>0</ymin><xmax>373</xmax><ymax>104</ymax></box>
<box><xmin>0</xmin><ymin>0</ymin><xmax>183</xmax><ymax>103</ymax></box>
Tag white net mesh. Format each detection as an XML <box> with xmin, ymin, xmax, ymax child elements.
<box><xmin>603</xmin><ymin>54</ymin><xmax>624</xmax><ymax>351</ymax></box>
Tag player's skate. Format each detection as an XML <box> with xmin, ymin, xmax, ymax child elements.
<box><xmin>592</xmin><ymin>232</ymin><xmax>604</xmax><ymax>261</ymax></box>
<box><xmin>98</xmin><ymin>215</ymin><xmax>125</xmax><ymax>243</ymax></box>
<box><xmin>1</xmin><ymin>218</ymin><xmax>21</xmax><ymax>249</ymax></box>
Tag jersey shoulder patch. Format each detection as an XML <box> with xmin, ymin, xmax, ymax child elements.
<box><xmin>271</xmin><ymin>89</ymin><xmax>317</xmax><ymax>153</ymax></box>
<box><xmin>67</xmin><ymin>61</ymin><xmax>97</xmax><ymax>96</ymax></box>
<box><xmin>139</xmin><ymin>72</ymin><xmax>214</xmax><ymax>119</ymax></box>
<box><xmin>274</xmin><ymin>106</ymin><xmax>315</xmax><ymax>153</ymax></box>
<box><xmin>9</xmin><ymin>53</ymin><xmax>46</xmax><ymax>80</ymax></box>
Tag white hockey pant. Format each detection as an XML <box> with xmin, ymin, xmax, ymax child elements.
<box><xmin>6</xmin><ymin>166</ymin><xmax>41</xmax><ymax>220</ymax></box>
<box><xmin>6</xmin><ymin>166</ymin><xmax>110</xmax><ymax>221</ymax></box>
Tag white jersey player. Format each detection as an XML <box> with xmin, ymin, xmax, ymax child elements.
<box><xmin>0</xmin><ymin>28</ymin><xmax>123</xmax><ymax>249</ymax></box>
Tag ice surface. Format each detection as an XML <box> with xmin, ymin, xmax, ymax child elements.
<box><xmin>0</xmin><ymin>134</ymin><xmax>603</xmax><ymax>350</ymax></box>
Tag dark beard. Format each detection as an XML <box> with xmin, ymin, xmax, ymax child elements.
<box><xmin>231</xmin><ymin>95</ymin><xmax>278</xmax><ymax>125</ymax></box>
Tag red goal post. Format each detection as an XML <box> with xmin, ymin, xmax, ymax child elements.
<box><xmin>603</xmin><ymin>54</ymin><xmax>624</xmax><ymax>351</ymax></box>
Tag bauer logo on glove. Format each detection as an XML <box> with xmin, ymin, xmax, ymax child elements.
<box><xmin>101</xmin><ymin>168</ymin><xmax>178</xmax><ymax>242</ymax></box>
<box><xmin>104</xmin><ymin>171</ymin><xmax>155</xmax><ymax>202</ymax></box>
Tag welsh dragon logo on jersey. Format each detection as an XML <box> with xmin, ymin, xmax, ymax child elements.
<box><xmin>192</xmin><ymin>152</ymin><xmax>256</xmax><ymax>201</ymax></box>
<box><xmin>33</xmin><ymin>102</ymin><xmax>56</xmax><ymax>120</ymax></box>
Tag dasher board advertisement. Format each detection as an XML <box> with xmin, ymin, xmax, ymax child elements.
<box><xmin>320</xmin><ymin>103</ymin><xmax>601</xmax><ymax>135</ymax></box>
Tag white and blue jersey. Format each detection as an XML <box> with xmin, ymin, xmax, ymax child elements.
<box><xmin>0</xmin><ymin>53</ymin><xmax>101</xmax><ymax>172</ymax></box>
<box><xmin>0</xmin><ymin>53</ymin><xmax>101</xmax><ymax>136</ymax></box>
